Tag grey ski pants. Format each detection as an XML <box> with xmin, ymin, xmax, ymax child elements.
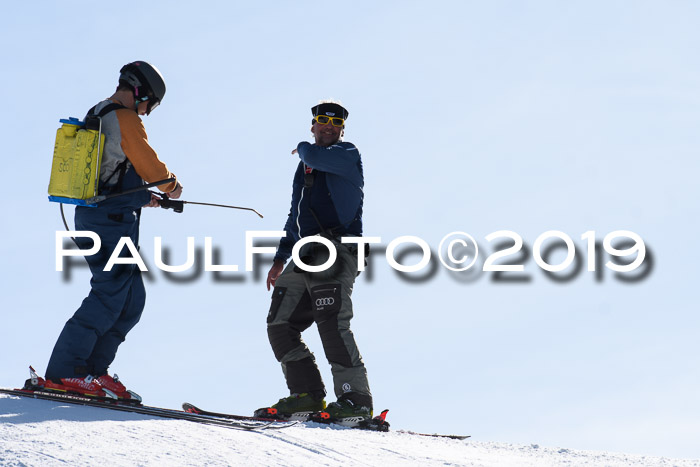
<box><xmin>266</xmin><ymin>241</ymin><xmax>371</xmax><ymax>400</ymax></box>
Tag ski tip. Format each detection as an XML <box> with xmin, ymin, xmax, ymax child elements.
<box><xmin>182</xmin><ymin>402</ymin><xmax>201</xmax><ymax>414</ymax></box>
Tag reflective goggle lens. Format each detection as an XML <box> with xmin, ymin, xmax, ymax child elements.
<box><xmin>147</xmin><ymin>99</ymin><xmax>160</xmax><ymax>113</ymax></box>
<box><xmin>315</xmin><ymin>115</ymin><xmax>344</xmax><ymax>127</ymax></box>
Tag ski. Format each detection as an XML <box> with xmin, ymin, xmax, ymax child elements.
<box><xmin>396</xmin><ymin>430</ymin><xmax>471</xmax><ymax>440</ymax></box>
<box><xmin>185</xmin><ymin>402</ymin><xmax>384</xmax><ymax>430</ymax></box>
<box><xmin>183</xmin><ymin>402</ymin><xmax>299</xmax><ymax>423</ymax></box>
<box><xmin>2</xmin><ymin>389</ymin><xmax>467</xmax><ymax>439</ymax></box>
<box><xmin>0</xmin><ymin>388</ymin><xmax>289</xmax><ymax>432</ymax></box>
<box><xmin>183</xmin><ymin>403</ymin><xmax>468</xmax><ymax>438</ymax></box>
<box><xmin>366</xmin><ymin>410</ymin><xmax>468</xmax><ymax>439</ymax></box>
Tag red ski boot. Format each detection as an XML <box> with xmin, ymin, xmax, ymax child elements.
<box><xmin>25</xmin><ymin>367</ymin><xmax>117</xmax><ymax>400</ymax></box>
<box><xmin>95</xmin><ymin>374</ymin><xmax>142</xmax><ymax>403</ymax></box>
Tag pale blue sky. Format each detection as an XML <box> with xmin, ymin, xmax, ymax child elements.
<box><xmin>1</xmin><ymin>1</ymin><xmax>699</xmax><ymax>459</ymax></box>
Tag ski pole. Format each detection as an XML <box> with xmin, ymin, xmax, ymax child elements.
<box><xmin>153</xmin><ymin>192</ymin><xmax>264</xmax><ymax>218</ymax></box>
<box><xmin>84</xmin><ymin>177</ymin><xmax>176</xmax><ymax>205</ymax></box>
<box><xmin>57</xmin><ymin>178</ymin><xmax>179</xmax><ymax>232</ymax></box>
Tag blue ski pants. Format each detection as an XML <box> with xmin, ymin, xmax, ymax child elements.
<box><xmin>46</xmin><ymin>190</ymin><xmax>148</xmax><ymax>380</ymax></box>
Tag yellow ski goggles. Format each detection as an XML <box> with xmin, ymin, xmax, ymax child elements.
<box><xmin>314</xmin><ymin>115</ymin><xmax>345</xmax><ymax>127</ymax></box>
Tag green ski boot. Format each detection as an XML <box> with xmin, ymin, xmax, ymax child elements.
<box><xmin>254</xmin><ymin>392</ymin><xmax>326</xmax><ymax>419</ymax></box>
<box><xmin>323</xmin><ymin>393</ymin><xmax>373</xmax><ymax>427</ymax></box>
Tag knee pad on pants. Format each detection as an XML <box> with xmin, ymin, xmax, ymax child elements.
<box><xmin>267</xmin><ymin>324</ymin><xmax>302</xmax><ymax>362</ymax></box>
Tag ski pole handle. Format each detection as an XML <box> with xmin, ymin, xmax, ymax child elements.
<box><xmin>157</xmin><ymin>193</ymin><xmax>184</xmax><ymax>213</ymax></box>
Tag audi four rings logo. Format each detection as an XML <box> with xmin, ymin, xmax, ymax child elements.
<box><xmin>316</xmin><ymin>297</ymin><xmax>335</xmax><ymax>307</ymax></box>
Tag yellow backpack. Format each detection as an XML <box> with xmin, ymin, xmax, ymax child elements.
<box><xmin>48</xmin><ymin>103</ymin><xmax>123</xmax><ymax>206</ymax></box>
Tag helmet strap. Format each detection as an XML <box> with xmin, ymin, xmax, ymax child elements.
<box><xmin>132</xmin><ymin>87</ymin><xmax>142</xmax><ymax>111</ymax></box>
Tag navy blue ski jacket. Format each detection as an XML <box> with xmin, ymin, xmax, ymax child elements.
<box><xmin>274</xmin><ymin>141</ymin><xmax>364</xmax><ymax>263</ymax></box>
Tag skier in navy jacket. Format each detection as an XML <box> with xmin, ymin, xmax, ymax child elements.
<box><xmin>274</xmin><ymin>137</ymin><xmax>363</xmax><ymax>262</ymax></box>
<box><xmin>257</xmin><ymin>101</ymin><xmax>373</xmax><ymax>426</ymax></box>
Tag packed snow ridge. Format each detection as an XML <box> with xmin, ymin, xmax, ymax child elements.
<box><xmin>0</xmin><ymin>395</ymin><xmax>697</xmax><ymax>466</ymax></box>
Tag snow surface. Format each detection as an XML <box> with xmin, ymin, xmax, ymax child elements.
<box><xmin>1</xmin><ymin>394</ymin><xmax>698</xmax><ymax>467</ymax></box>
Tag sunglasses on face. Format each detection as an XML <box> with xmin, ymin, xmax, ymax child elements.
<box><xmin>314</xmin><ymin>115</ymin><xmax>345</xmax><ymax>127</ymax></box>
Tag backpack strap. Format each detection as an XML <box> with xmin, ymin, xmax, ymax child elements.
<box><xmin>85</xmin><ymin>102</ymin><xmax>125</xmax><ymax>130</ymax></box>
<box><xmin>84</xmin><ymin>102</ymin><xmax>129</xmax><ymax>193</ymax></box>
<box><xmin>96</xmin><ymin>102</ymin><xmax>126</xmax><ymax>117</ymax></box>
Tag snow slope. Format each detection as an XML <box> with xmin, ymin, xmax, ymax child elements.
<box><xmin>0</xmin><ymin>394</ymin><xmax>697</xmax><ymax>467</ymax></box>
